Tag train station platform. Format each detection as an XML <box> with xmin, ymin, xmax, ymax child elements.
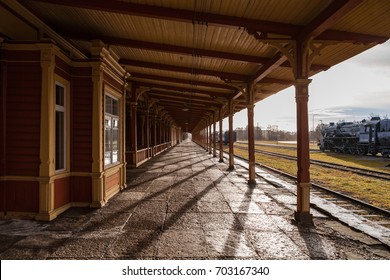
<box><xmin>0</xmin><ymin>140</ymin><xmax>389</xmax><ymax>260</ymax></box>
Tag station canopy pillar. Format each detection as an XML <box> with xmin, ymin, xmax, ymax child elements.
<box><xmin>209</xmin><ymin>115</ymin><xmax>212</xmax><ymax>154</ymax></box>
<box><xmin>228</xmin><ymin>99</ymin><xmax>234</xmax><ymax>170</ymax></box>
<box><xmin>219</xmin><ymin>107</ymin><xmax>224</xmax><ymax>163</ymax></box>
<box><xmin>129</xmin><ymin>100</ymin><xmax>138</xmax><ymax>167</ymax></box>
<box><xmin>213</xmin><ymin>111</ymin><xmax>217</xmax><ymax>157</ymax></box>
<box><xmin>247</xmin><ymin>83</ymin><xmax>256</xmax><ymax>185</ymax></box>
<box><xmin>294</xmin><ymin>42</ymin><xmax>313</xmax><ymax>225</ymax></box>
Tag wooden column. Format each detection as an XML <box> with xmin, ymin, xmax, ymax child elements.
<box><xmin>219</xmin><ymin>108</ymin><xmax>224</xmax><ymax>162</ymax></box>
<box><xmin>247</xmin><ymin>83</ymin><xmax>256</xmax><ymax>184</ymax></box>
<box><xmin>294</xmin><ymin>78</ymin><xmax>312</xmax><ymax>224</ymax></box>
<box><xmin>152</xmin><ymin>114</ymin><xmax>157</xmax><ymax>156</ymax></box>
<box><xmin>293</xmin><ymin>40</ymin><xmax>313</xmax><ymax>225</ymax></box>
<box><xmin>37</xmin><ymin>46</ymin><xmax>56</xmax><ymax>220</ymax></box>
<box><xmin>228</xmin><ymin>100</ymin><xmax>234</xmax><ymax>170</ymax></box>
<box><xmin>209</xmin><ymin>116</ymin><xmax>212</xmax><ymax>154</ymax></box>
<box><xmin>213</xmin><ymin>112</ymin><xmax>217</xmax><ymax>157</ymax></box>
<box><xmin>130</xmin><ymin>102</ymin><xmax>137</xmax><ymax>167</ymax></box>
<box><xmin>145</xmin><ymin>109</ymin><xmax>150</xmax><ymax>157</ymax></box>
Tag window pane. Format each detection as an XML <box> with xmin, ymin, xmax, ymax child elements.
<box><xmin>55</xmin><ymin>111</ymin><xmax>65</xmax><ymax>170</ymax></box>
<box><xmin>112</xmin><ymin>98</ymin><xmax>119</xmax><ymax>116</ymax></box>
<box><xmin>56</xmin><ymin>85</ymin><xmax>64</xmax><ymax>106</ymax></box>
<box><xmin>105</xmin><ymin>127</ymin><xmax>112</xmax><ymax>165</ymax></box>
<box><xmin>106</xmin><ymin>96</ymin><xmax>112</xmax><ymax>114</ymax></box>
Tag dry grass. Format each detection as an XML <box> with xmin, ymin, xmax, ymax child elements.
<box><xmin>235</xmin><ymin>142</ymin><xmax>390</xmax><ymax>173</ymax></box>
<box><xmin>231</xmin><ymin>147</ymin><xmax>390</xmax><ymax>210</ymax></box>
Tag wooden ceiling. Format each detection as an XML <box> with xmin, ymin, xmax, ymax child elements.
<box><xmin>2</xmin><ymin>0</ymin><xmax>390</xmax><ymax>132</ymax></box>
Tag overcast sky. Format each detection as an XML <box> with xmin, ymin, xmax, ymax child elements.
<box><xmin>225</xmin><ymin>40</ymin><xmax>390</xmax><ymax>132</ymax></box>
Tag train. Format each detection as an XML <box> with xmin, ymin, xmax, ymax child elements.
<box><xmin>319</xmin><ymin>117</ymin><xmax>390</xmax><ymax>157</ymax></box>
<box><xmin>223</xmin><ymin>131</ymin><xmax>237</xmax><ymax>144</ymax></box>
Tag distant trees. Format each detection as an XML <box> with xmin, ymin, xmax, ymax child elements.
<box><xmin>234</xmin><ymin>125</ymin><xmax>296</xmax><ymax>141</ymax></box>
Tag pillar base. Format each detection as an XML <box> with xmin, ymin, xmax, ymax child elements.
<box><xmin>227</xmin><ymin>165</ymin><xmax>234</xmax><ymax>171</ymax></box>
<box><xmin>248</xmin><ymin>179</ymin><xmax>256</xmax><ymax>186</ymax></box>
<box><xmin>219</xmin><ymin>159</ymin><xmax>224</xmax><ymax>163</ymax></box>
<box><xmin>294</xmin><ymin>211</ymin><xmax>314</xmax><ymax>226</ymax></box>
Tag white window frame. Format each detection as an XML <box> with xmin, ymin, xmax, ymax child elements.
<box><xmin>105</xmin><ymin>94</ymin><xmax>120</xmax><ymax>166</ymax></box>
<box><xmin>55</xmin><ymin>82</ymin><xmax>66</xmax><ymax>172</ymax></box>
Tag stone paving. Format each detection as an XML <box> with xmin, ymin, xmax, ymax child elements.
<box><xmin>0</xmin><ymin>140</ymin><xmax>389</xmax><ymax>259</ymax></box>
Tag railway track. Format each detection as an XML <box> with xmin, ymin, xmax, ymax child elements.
<box><xmin>227</xmin><ymin>153</ymin><xmax>390</xmax><ymax>246</ymax></box>
<box><xmin>234</xmin><ymin>144</ymin><xmax>390</xmax><ymax>181</ymax></box>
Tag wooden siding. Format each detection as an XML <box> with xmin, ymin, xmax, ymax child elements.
<box><xmin>0</xmin><ymin>53</ymin><xmax>4</xmax><ymax>176</ymax></box>
<box><xmin>71</xmin><ymin>73</ymin><xmax>93</xmax><ymax>173</ymax></box>
<box><xmin>4</xmin><ymin>50</ymin><xmax>40</xmax><ymax>61</ymax></box>
<box><xmin>55</xmin><ymin>56</ymin><xmax>71</xmax><ymax>80</ymax></box>
<box><xmin>5</xmin><ymin>62</ymin><xmax>41</xmax><ymax>176</ymax></box>
<box><xmin>103</xmin><ymin>71</ymin><xmax>123</xmax><ymax>93</ymax></box>
<box><xmin>70</xmin><ymin>176</ymin><xmax>92</xmax><ymax>203</ymax></box>
<box><xmin>0</xmin><ymin>182</ymin><xmax>4</xmax><ymax>212</ymax></box>
<box><xmin>4</xmin><ymin>181</ymin><xmax>39</xmax><ymax>212</ymax></box>
<box><xmin>54</xmin><ymin>176</ymin><xmax>70</xmax><ymax>209</ymax></box>
<box><xmin>105</xmin><ymin>171</ymin><xmax>120</xmax><ymax>192</ymax></box>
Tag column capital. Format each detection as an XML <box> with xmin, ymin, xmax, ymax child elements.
<box><xmin>293</xmin><ymin>78</ymin><xmax>312</xmax><ymax>87</ymax></box>
<box><xmin>246</xmin><ymin>104</ymin><xmax>255</xmax><ymax>110</ymax></box>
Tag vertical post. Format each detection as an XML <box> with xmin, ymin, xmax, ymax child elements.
<box><xmin>153</xmin><ymin>114</ymin><xmax>157</xmax><ymax>156</ymax></box>
<box><xmin>294</xmin><ymin>78</ymin><xmax>313</xmax><ymax>224</ymax></box>
<box><xmin>219</xmin><ymin>108</ymin><xmax>224</xmax><ymax>162</ymax></box>
<box><xmin>205</xmin><ymin>119</ymin><xmax>209</xmax><ymax>151</ymax></box>
<box><xmin>209</xmin><ymin>115</ymin><xmax>212</xmax><ymax>154</ymax></box>
<box><xmin>228</xmin><ymin>99</ymin><xmax>234</xmax><ymax>170</ymax></box>
<box><xmin>146</xmin><ymin>109</ymin><xmax>150</xmax><ymax>157</ymax></box>
<box><xmin>294</xmin><ymin>40</ymin><xmax>313</xmax><ymax>225</ymax></box>
<box><xmin>213</xmin><ymin>112</ymin><xmax>217</xmax><ymax>157</ymax></box>
<box><xmin>37</xmin><ymin>46</ymin><xmax>56</xmax><ymax>220</ymax></box>
<box><xmin>130</xmin><ymin>102</ymin><xmax>137</xmax><ymax>167</ymax></box>
<box><xmin>247</xmin><ymin>83</ymin><xmax>256</xmax><ymax>184</ymax></box>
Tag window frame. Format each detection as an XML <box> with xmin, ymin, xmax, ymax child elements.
<box><xmin>104</xmin><ymin>93</ymin><xmax>120</xmax><ymax>167</ymax></box>
<box><xmin>55</xmin><ymin>81</ymin><xmax>67</xmax><ymax>173</ymax></box>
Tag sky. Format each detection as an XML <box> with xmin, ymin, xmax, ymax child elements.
<box><xmin>223</xmin><ymin>40</ymin><xmax>390</xmax><ymax>132</ymax></box>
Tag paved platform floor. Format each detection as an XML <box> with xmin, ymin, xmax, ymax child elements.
<box><xmin>0</xmin><ymin>140</ymin><xmax>389</xmax><ymax>259</ymax></box>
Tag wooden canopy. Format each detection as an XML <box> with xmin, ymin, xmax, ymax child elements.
<box><xmin>2</xmin><ymin>0</ymin><xmax>389</xmax><ymax>132</ymax></box>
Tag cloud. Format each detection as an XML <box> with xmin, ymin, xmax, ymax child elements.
<box><xmin>311</xmin><ymin>106</ymin><xmax>389</xmax><ymax>124</ymax></box>
<box><xmin>348</xmin><ymin>40</ymin><xmax>390</xmax><ymax>69</ymax></box>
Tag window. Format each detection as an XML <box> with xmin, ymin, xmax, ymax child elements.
<box><xmin>105</xmin><ymin>95</ymin><xmax>120</xmax><ymax>165</ymax></box>
<box><xmin>55</xmin><ymin>83</ymin><xmax>66</xmax><ymax>171</ymax></box>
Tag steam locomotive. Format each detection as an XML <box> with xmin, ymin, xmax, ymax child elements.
<box><xmin>319</xmin><ymin>117</ymin><xmax>390</xmax><ymax>157</ymax></box>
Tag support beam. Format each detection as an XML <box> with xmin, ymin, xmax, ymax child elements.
<box><xmin>62</xmin><ymin>32</ymin><xmax>268</xmax><ymax>64</ymax></box>
<box><xmin>29</xmin><ymin>0</ymin><xmax>299</xmax><ymax>36</ymax></box>
<box><xmin>121</xmin><ymin>59</ymin><xmax>249</xmax><ymax>82</ymax></box>
<box><xmin>298</xmin><ymin>0</ymin><xmax>364</xmax><ymax>41</ymax></box>
<box><xmin>131</xmin><ymin>72</ymin><xmax>235</xmax><ymax>91</ymax></box>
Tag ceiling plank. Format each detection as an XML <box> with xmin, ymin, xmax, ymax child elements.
<box><xmin>61</xmin><ymin>32</ymin><xmax>268</xmax><ymax>64</ymax></box>
<box><xmin>298</xmin><ymin>0</ymin><xmax>364</xmax><ymax>41</ymax></box>
<box><xmin>130</xmin><ymin>72</ymin><xmax>235</xmax><ymax>91</ymax></box>
<box><xmin>149</xmin><ymin>90</ymin><xmax>222</xmax><ymax>104</ymax></box>
<box><xmin>28</xmin><ymin>0</ymin><xmax>300</xmax><ymax>36</ymax></box>
<box><xmin>317</xmin><ymin>30</ymin><xmax>388</xmax><ymax>44</ymax></box>
<box><xmin>138</xmin><ymin>81</ymin><xmax>232</xmax><ymax>98</ymax></box>
<box><xmin>121</xmin><ymin>59</ymin><xmax>250</xmax><ymax>81</ymax></box>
